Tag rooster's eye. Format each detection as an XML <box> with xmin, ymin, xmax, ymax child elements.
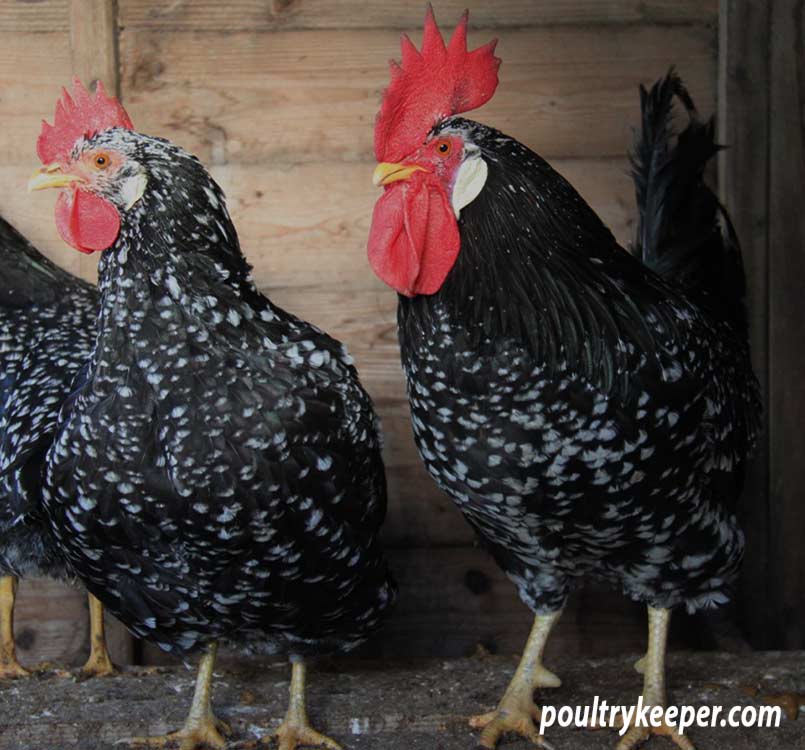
<box><xmin>436</xmin><ymin>140</ymin><xmax>452</xmax><ymax>156</ymax></box>
<box><xmin>94</xmin><ymin>154</ymin><xmax>109</xmax><ymax>169</ymax></box>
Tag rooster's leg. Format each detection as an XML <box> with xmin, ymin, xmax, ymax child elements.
<box><xmin>612</xmin><ymin>607</ymin><xmax>695</xmax><ymax>750</ymax></box>
<box><xmin>470</xmin><ymin>610</ymin><xmax>562</xmax><ymax>749</ymax></box>
<box><xmin>130</xmin><ymin>641</ymin><xmax>230</xmax><ymax>750</ymax></box>
<box><xmin>273</xmin><ymin>657</ymin><xmax>342</xmax><ymax>750</ymax></box>
<box><xmin>79</xmin><ymin>593</ymin><xmax>117</xmax><ymax>678</ymax></box>
<box><xmin>0</xmin><ymin>576</ymin><xmax>30</xmax><ymax>679</ymax></box>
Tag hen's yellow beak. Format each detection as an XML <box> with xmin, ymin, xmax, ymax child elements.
<box><xmin>372</xmin><ymin>162</ymin><xmax>426</xmax><ymax>187</ymax></box>
<box><xmin>27</xmin><ymin>164</ymin><xmax>83</xmax><ymax>193</ymax></box>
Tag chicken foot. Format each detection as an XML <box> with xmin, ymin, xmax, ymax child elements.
<box><xmin>470</xmin><ymin>610</ymin><xmax>562</xmax><ymax>749</ymax></box>
<box><xmin>273</xmin><ymin>658</ymin><xmax>342</xmax><ymax>750</ymax></box>
<box><xmin>79</xmin><ymin>593</ymin><xmax>118</xmax><ymax>678</ymax></box>
<box><xmin>608</xmin><ymin>607</ymin><xmax>695</xmax><ymax>750</ymax></box>
<box><xmin>0</xmin><ymin>576</ymin><xmax>30</xmax><ymax>679</ymax></box>
<box><xmin>130</xmin><ymin>641</ymin><xmax>229</xmax><ymax>750</ymax></box>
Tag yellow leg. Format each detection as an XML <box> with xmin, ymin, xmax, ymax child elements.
<box><xmin>0</xmin><ymin>576</ymin><xmax>30</xmax><ymax>679</ymax></box>
<box><xmin>274</xmin><ymin>658</ymin><xmax>342</xmax><ymax>750</ymax></box>
<box><xmin>613</xmin><ymin>607</ymin><xmax>695</xmax><ymax>750</ymax></box>
<box><xmin>470</xmin><ymin>610</ymin><xmax>562</xmax><ymax>749</ymax></box>
<box><xmin>79</xmin><ymin>593</ymin><xmax>117</xmax><ymax>678</ymax></box>
<box><xmin>130</xmin><ymin>642</ymin><xmax>230</xmax><ymax>750</ymax></box>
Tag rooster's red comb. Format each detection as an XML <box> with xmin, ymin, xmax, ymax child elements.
<box><xmin>37</xmin><ymin>77</ymin><xmax>133</xmax><ymax>164</ymax></box>
<box><xmin>374</xmin><ymin>6</ymin><xmax>500</xmax><ymax>163</ymax></box>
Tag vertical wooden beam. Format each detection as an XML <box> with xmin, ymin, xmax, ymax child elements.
<box><xmin>720</xmin><ymin>0</ymin><xmax>805</xmax><ymax>649</ymax></box>
<box><xmin>68</xmin><ymin>0</ymin><xmax>119</xmax><ymax>286</ymax></box>
<box><xmin>66</xmin><ymin>0</ymin><xmax>134</xmax><ymax>662</ymax></box>
<box><xmin>69</xmin><ymin>0</ymin><xmax>120</xmax><ymax>96</ymax></box>
<box><xmin>718</xmin><ymin>0</ymin><xmax>772</xmax><ymax>648</ymax></box>
<box><xmin>767</xmin><ymin>0</ymin><xmax>805</xmax><ymax>649</ymax></box>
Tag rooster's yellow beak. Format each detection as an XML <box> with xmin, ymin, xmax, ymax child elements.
<box><xmin>372</xmin><ymin>162</ymin><xmax>426</xmax><ymax>187</ymax></box>
<box><xmin>27</xmin><ymin>164</ymin><xmax>83</xmax><ymax>193</ymax></box>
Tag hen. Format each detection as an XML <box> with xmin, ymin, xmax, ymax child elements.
<box><xmin>368</xmin><ymin>10</ymin><xmax>760</xmax><ymax>750</ymax></box>
<box><xmin>0</xmin><ymin>215</ymin><xmax>115</xmax><ymax>678</ymax></box>
<box><xmin>29</xmin><ymin>80</ymin><xmax>395</xmax><ymax>750</ymax></box>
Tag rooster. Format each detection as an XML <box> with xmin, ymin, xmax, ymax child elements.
<box><xmin>29</xmin><ymin>79</ymin><xmax>394</xmax><ymax>750</ymax></box>
<box><xmin>368</xmin><ymin>10</ymin><xmax>760</xmax><ymax>750</ymax></box>
<box><xmin>0</xmin><ymin>215</ymin><xmax>116</xmax><ymax>679</ymax></box>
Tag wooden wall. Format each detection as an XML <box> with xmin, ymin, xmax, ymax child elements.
<box><xmin>720</xmin><ymin>0</ymin><xmax>805</xmax><ymax>651</ymax></box>
<box><xmin>0</xmin><ymin>0</ymin><xmax>726</xmax><ymax>666</ymax></box>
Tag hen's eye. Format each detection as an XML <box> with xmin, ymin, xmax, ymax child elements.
<box><xmin>436</xmin><ymin>140</ymin><xmax>451</xmax><ymax>155</ymax></box>
<box><xmin>94</xmin><ymin>154</ymin><xmax>109</xmax><ymax>169</ymax></box>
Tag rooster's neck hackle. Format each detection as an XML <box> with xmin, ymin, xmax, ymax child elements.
<box><xmin>400</xmin><ymin>119</ymin><xmax>682</xmax><ymax>400</ymax></box>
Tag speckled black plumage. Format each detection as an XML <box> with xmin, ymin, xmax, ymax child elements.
<box><xmin>0</xmin><ymin>216</ymin><xmax>97</xmax><ymax>580</ymax></box>
<box><xmin>42</xmin><ymin>130</ymin><xmax>395</xmax><ymax>657</ymax></box>
<box><xmin>397</xmin><ymin>76</ymin><xmax>761</xmax><ymax>615</ymax></box>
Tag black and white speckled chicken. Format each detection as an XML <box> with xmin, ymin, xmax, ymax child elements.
<box><xmin>367</xmin><ymin>11</ymin><xmax>760</xmax><ymax>750</ymax></box>
<box><xmin>0</xmin><ymin>215</ymin><xmax>116</xmax><ymax>679</ymax></box>
<box><xmin>29</xmin><ymin>80</ymin><xmax>394</xmax><ymax>750</ymax></box>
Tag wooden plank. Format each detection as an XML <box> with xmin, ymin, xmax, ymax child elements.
<box><xmin>2</xmin><ymin>652</ymin><xmax>804</xmax><ymax>749</ymax></box>
<box><xmin>0</xmin><ymin>32</ymin><xmax>73</xmax><ymax>166</ymax></box>
<box><xmin>5</xmin><ymin>156</ymin><xmax>640</xmax><ymax>291</ymax></box>
<box><xmin>118</xmin><ymin>25</ymin><xmax>715</xmax><ymax>164</ymax></box>
<box><xmin>119</xmin><ymin>0</ymin><xmax>719</xmax><ymax>31</ymax></box>
<box><xmin>0</xmin><ymin>1</ymin><xmax>68</xmax><ymax>32</ymax></box>
<box><xmin>69</xmin><ymin>0</ymin><xmax>120</xmax><ymax>95</ymax></box>
<box><xmin>766</xmin><ymin>0</ymin><xmax>805</xmax><ymax>650</ymax></box>
<box><xmin>13</xmin><ymin>579</ymin><xmax>132</xmax><ymax>668</ymax></box>
<box><xmin>718</xmin><ymin>1</ymin><xmax>773</xmax><ymax>649</ymax></box>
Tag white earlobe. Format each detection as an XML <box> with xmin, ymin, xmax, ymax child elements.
<box><xmin>121</xmin><ymin>172</ymin><xmax>148</xmax><ymax>210</ymax></box>
<box><xmin>451</xmin><ymin>157</ymin><xmax>488</xmax><ymax>218</ymax></box>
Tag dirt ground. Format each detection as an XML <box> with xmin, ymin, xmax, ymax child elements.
<box><xmin>0</xmin><ymin>651</ymin><xmax>803</xmax><ymax>749</ymax></box>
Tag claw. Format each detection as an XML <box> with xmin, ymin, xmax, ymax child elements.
<box><xmin>276</xmin><ymin>722</ymin><xmax>342</xmax><ymax>750</ymax></box>
<box><xmin>474</xmin><ymin>708</ymin><xmax>553</xmax><ymax>749</ymax></box>
<box><xmin>127</xmin><ymin>716</ymin><xmax>229</xmax><ymax>750</ymax></box>
<box><xmin>471</xmin><ymin>688</ymin><xmax>550</xmax><ymax>749</ymax></box>
<box><xmin>616</xmin><ymin>720</ymin><xmax>696</xmax><ymax>750</ymax></box>
<box><xmin>0</xmin><ymin>659</ymin><xmax>30</xmax><ymax>680</ymax></box>
<box><xmin>78</xmin><ymin>651</ymin><xmax>118</xmax><ymax>680</ymax></box>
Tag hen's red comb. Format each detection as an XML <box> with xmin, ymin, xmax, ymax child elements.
<box><xmin>374</xmin><ymin>6</ymin><xmax>500</xmax><ymax>163</ymax></box>
<box><xmin>37</xmin><ymin>77</ymin><xmax>133</xmax><ymax>164</ymax></box>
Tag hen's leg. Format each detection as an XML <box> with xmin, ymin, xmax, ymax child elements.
<box><xmin>273</xmin><ymin>658</ymin><xmax>341</xmax><ymax>750</ymax></box>
<box><xmin>613</xmin><ymin>607</ymin><xmax>695</xmax><ymax>750</ymax></box>
<box><xmin>470</xmin><ymin>610</ymin><xmax>562</xmax><ymax>749</ymax></box>
<box><xmin>0</xmin><ymin>576</ymin><xmax>30</xmax><ymax>679</ymax></box>
<box><xmin>79</xmin><ymin>593</ymin><xmax>117</xmax><ymax>678</ymax></box>
<box><xmin>130</xmin><ymin>641</ymin><xmax>229</xmax><ymax>750</ymax></box>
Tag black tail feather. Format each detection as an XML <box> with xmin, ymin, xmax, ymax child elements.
<box><xmin>631</xmin><ymin>68</ymin><xmax>748</xmax><ymax>328</ymax></box>
<box><xmin>0</xmin><ymin>215</ymin><xmax>89</xmax><ymax>308</ymax></box>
